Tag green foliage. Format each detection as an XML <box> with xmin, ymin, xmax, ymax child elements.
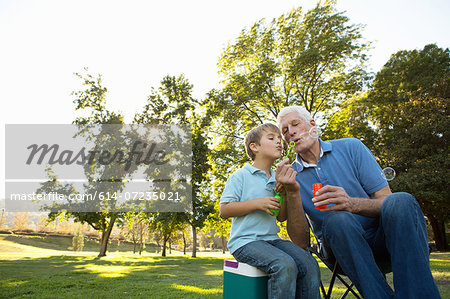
<box><xmin>321</xmin><ymin>91</ymin><xmax>378</xmax><ymax>147</ymax></box>
<box><xmin>148</xmin><ymin>212</ymin><xmax>186</xmax><ymax>256</ymax></box>
<box><xmin>72</xmin><ymin>228</ymin><xmax>84</xmax><ymax>252</ymax></box>
<box><xmin>72</xmin><ymin>68</ymin><xmax>123</xmax><ymax>125</ymax></box>
<box><xmin>134</xmin><ymin>74</ymin><xmax>215</xmax><ymax>256</ymax></box>
<box><xmin>39</xmin><ymin>69</ymin><xmax>126</xmax><ymax>257</ymax></box>
<box><xmin>134</xmin><ymin>74</ymin><xmax>198</xmax><ymax>125</ymax></box>
<box><xmin>217</xmin><ymin>0</ymin><xmax>370</xmax><ymax>128</ymax></box>
<box><xmin>118</xmin><ymin>212</ymin><xmax>149</xmax><ymax>254</ymax></box>
<box><xmin>368</xmin><ymin>44</ymin><xmax>449</xmax><ymax>218</ymax></box>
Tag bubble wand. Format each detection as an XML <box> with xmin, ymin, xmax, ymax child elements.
<box><xmin>271</xmin><ymin>140</ymin><xmax>295</xmax><ymax>216</ymax></box>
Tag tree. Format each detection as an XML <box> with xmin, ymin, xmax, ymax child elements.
<box><xmin>40</xmin><ymin>69</ymin><xmax>126</xmax><ymax>257</ymax></box>
<box><xmin>0</xmin><ymin>209</ymin><xmax>6</xmax><ymax>230</ymax></box>
<box><xmin>148</xmin><ymin>212</ymin><xmax>184</xmax><ymax>256</ymax></box>
<box><xmin>72</xmin><ymin>227</ymin><xmax>85</xmax><ymax>252</ymax></box>
<box><xmin>321</xmin><ymin>91</ymin><xmax>379</xmax><ymax>146</ymax></box>
<box><xmin>173</xmin><ymin>223</ymin><xmax>191</xmax><ymax>255</ymax></box>
<box><xmin>199</xmin><ymin>90</ymin><xmax>250</xmax><ymax>251</ymax></box>
<box><xmin>13</xmin><ymin>212</ymin><xmax>30</xmax><ymax>231</ymax></box>
<box><xmin>135</xmin><ymin>74</ymin><xmax>214</xmax><ymax>257</ymax></box>
<box><xmin>347</xmin><ymin>44</ymin><xmax>449</xmax><ymax>250</ymax></box>
<box><xmin>217</xmin><ymin>0</ymin><xmax>371</xmax><ymax>132</ymax></box>
<box><xmin>118</xmin><ymin>212</ymin><xmax>149</xmax><ymax>254</ymax></box>
<box><xmin>202</xmin><ymin>200</ymin><xmax>231</xmax><ymax>254</ymax></box>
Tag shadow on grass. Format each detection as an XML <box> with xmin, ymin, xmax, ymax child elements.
<box><xmin>2</xmin><ymin>234</ymin><xmax>160</xmax><ymax>254</ymax></box>
<box><xmin>3</xmin><ymin>234</ymin><xmax>75</xmax><ymax>251</ymax></box>
<box><xmin>0</xmin><ymin>255</ymin><xmax>224</xmax><ymax>298</ymax></box>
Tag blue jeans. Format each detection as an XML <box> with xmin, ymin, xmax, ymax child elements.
<box><xmin>232</xmin><ymin>239</ymin><xmax>320</xmax><ymax>299</ymax></box>
<box><xmin>321</xmin><ymin>192</ymin><xmax>441</xmax><ymax>299</ymax></box>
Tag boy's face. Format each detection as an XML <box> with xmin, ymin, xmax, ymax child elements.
<box><xmin>252</xmin><ymin>129</ymin><xmax>283</xmax><ymax>160</ymax></box>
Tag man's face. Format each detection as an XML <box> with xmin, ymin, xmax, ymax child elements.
<box><xmin>279</xmin><ymin>112</ymin><xmax>316</xmax><ymax>153</ymax></box>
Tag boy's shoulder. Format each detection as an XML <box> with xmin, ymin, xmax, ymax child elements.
<box><xmin>228</xmin><ymin>164</ymin><xmax>253</xmax><ymax>180</ymax></box>
<box><xmin>226</xmin><ymin>164</ymin><xmax>267</xmax><ymax>186</ymax></box>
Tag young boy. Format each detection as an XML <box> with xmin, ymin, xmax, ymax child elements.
<box><xmin>220</xmin><ymin>123</ymin><xmax>320</xmax><ymax>299</ymax></box>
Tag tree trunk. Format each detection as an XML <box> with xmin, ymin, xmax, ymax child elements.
<box><xmin>139</xmin><ymin>222</ymin><xmax>143</xmax><ymax>255</ymax></box>
<box><xmin>222</xmin><ymin>235</ymin><xmax>226</xmax><ymax>254</ymax></box>
<box><xmin>192</xmin><ymin>225</ymin><xmax>197</xmax><ymax>258</ymax></box>
<box><xmin>161</xmin><ymin>233</ymin><xmax>170</xmax><ymax>257</ymax></box>
<box><xmin>428</xmin><ymin>215</ymin><xmax>449</xmax><ymax>251</ymax></box>
<box><xmin>133</xmin><ymin>234</ymin><xmax>137</xmax><ymax>254</ymax></box>
<box><xmin>98</xmin><ymin>214</ymin><xmax>117</xmax><ymax>257</ymax></box>
<box><xmin>183</xmin><ymin>231</ymin><xmax>186</xmax><ymax>255</ymax></box>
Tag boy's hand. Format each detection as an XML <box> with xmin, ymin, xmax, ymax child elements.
<box><xmin>256</xmin><ymin>196</ymin><xmax>281</xmax><ymax>215</ymax></box>
<box><xmin>275</xmin><ymin>158</ymin><xmax>300</xmax><ymax>193</ymax></box>
<box><xmin>274</xmin><ymin>182</ymin><xmax>284</xmax><ymax>194</ymax></box>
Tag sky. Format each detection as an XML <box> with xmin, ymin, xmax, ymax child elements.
<box><xmin>1</xmin><ymin>0</ymin><xmax>449</xmax><ymax>199</ymax></box>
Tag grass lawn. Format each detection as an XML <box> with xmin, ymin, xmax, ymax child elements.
<box><xmin>0</xmin><ymin>233</ymin><xmax>449</xmax><ymax>298</ymax></box>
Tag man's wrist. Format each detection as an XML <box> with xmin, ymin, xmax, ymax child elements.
<box><xmin>351</xmin><ymin>197</ymin><xmax>383</xmax><ymax>217</ymax></box>
<box><xmin>349</xmin><ymin>196</ymin><xmax>359</xmax><ymax>214</ymax></box>
<box><xmin>285</xmin><ymin>182</ymin><xmax>300</xmax><ymax>194</ymax></box>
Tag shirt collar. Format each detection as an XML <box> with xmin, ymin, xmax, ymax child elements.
<box><xmin>293</xmin><ymin>139</ymin><xmax>332</xmax><ymax>171</ymax></box>
<box><xmin>244</xmin><ymin>163</ymin><xmax>276</xmax><ymax>183</ymax></box>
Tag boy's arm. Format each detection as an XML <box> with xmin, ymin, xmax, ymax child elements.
<box><xmin>220</xmin><ymin>197</ymin><xmax>281</xmax><ymax>219</ymax></box>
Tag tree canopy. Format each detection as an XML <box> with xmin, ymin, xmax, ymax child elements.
<box><xmin>368</xmin><ymin>44</ymin><xmax>449</xmax><ymax>250</ymax></box>
<box><xmin>326</xmin><ymin>44</ymin><xmax>449</xmax><ymax>250</ymax></box>
<box><xmin>218</xmin><ymin>0</ymin><xmax>370</xmax><ymax>130</ymax></box>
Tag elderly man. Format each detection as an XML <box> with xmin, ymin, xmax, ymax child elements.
<box><xmin>275</xmin><ymin>105</ymin><xmax>440</xmax><ymax>299</ymax></box>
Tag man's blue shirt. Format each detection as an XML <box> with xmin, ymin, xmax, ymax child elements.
<box><xmin>292</xmin><ymin>138</ymin><xmax>388</xmax><ymax>241</ymax></box>
<box><xmin>220</xmin><ymin>164</ymin><xmax>280</xmax><ymax>254</ymax></box>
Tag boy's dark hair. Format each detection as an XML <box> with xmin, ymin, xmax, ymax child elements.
<box><xmin>244</xmin><ymin>123</ymin><xmax>280</xmax><ymax>161</ymax></box>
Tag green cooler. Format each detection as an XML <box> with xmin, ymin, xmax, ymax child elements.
<box><xmin>223</xmin><ymin>259</ymin><xmax>268</xmax><ymax>299</ymax></box>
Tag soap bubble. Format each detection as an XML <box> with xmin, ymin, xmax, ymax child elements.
<box><xmin>309</xmin><ymin>126</ymin><xmax>320</xmax><ymax>139</ymax></box>
<box><xmin>381</xmin><ymin>167</ymin><xmax>396</xmax><ymax>181</ymax></box>
<box><xmin>295</xmin><ymin>126</ymin><xmax>321</xmax><ymax>144</ymax></box>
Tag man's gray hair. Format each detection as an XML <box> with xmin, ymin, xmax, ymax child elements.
<box><xmin>276</xmin><ymin>106</ymin><xmax>313</xmax><ymax>127</ymax></box>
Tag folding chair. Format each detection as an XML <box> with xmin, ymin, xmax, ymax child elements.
<box><xmin>306</xmin><ymin>216</ymin><xmax>391</xmax><ymax>299</ymax></box>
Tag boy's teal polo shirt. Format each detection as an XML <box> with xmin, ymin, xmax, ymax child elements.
<box><xmin>292</xmin><ymin>138</ymin><xmax>388</xmax><ymax>241</ymax></box>
<box><xmin>220</xmin><ymin>164</ymin><xmax>280</xmax><ymax>254</ymax></box>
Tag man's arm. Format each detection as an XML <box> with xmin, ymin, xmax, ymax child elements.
<box><xmin>220</xmin><ymin>197</ymin><xmax>281</xmax><ymax>219</ymax></box>
<box><xmin>276</xmin><ymin>159</ymin><xmax>310</xmax><ymax>249</ymax></box>
<box><xmin>312</xmin><ymin>184</ymin><xmax>392</xmax><ymax>217</ymax></box>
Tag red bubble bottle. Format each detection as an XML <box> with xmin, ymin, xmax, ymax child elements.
<box><xmin>313</xmin><ymin>183</ymin><xmax>327</xmax><ymax>210</ymax></box>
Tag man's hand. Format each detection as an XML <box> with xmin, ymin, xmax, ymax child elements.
<box><xmin>312</xmin><ymin>184</ymin><xmax>390</xmax><ymax>217</ymax></box>
<box><xmin>312</xmin><ymin>185</ymin><xmax>357</xmax><ymax>213</ymax></box>
<box><xmin>275</xmin><ymin>158</ymin><xmax>299</xmax><ymax>193</ymax></box>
